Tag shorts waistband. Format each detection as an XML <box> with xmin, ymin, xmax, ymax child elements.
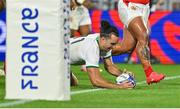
<box><xmin>121</xmin><ymin>0</ymin><xmax>149</xmax><ymax>6</ymax></box>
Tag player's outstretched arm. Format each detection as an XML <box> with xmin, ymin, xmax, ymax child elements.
<box><xmin>104</xmin><ymin>57</ymin><xmax>135</xmax><ymax>78</ymax></box>
<box><xmin>86</xmin><ymin>67</ymin><xmax>134</xmax><ymax>89</ymax></box>
<box><xmin>103</xmin><ymin>57</ymin><xmax>123</xmax><ymax>77</ymax></box>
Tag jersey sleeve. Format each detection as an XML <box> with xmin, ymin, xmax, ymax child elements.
<box><xmin>102</xmin><ymin>50</ymin><xmax>112</xmax><ymax>59</ymax></box>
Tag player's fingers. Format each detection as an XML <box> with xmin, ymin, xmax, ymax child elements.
<box><xmin>127</xmin><ymin>71</ymin><xmax>135</xmax><ymax>78</ymax></box>
<box><xmin>123</xmin><ymin>69</ymin><xmax>135</xmax><ymax>78</ymax></box>
<box><xmin>129</xmin><ymin>72</ymin><xmax>135</xmax><ymax>78</ymax></box>
<box><xmin>122</xmin><ymin>80</ymin><xmax>130</xmax><ymax>83</ymax></box>
<box><xmin>126</xmin><ymin>81</ymin><xmax>135</xmax><ymax>88</ymax></box>
<box><xmin>122</xmin><ymin>81</ymin><xmax>134</xmax><ymax>88</ymax></box>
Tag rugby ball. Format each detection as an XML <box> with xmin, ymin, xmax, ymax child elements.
<box><xmin>116</xmin><ymin>73</ymin><xmax>136</xmax><ymax>86</ymax></box>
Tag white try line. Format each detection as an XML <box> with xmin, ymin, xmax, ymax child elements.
<box><xmin>0</xmin><ymin>75</ymin><xmax>180</xmax><ymax>107</ymax></box>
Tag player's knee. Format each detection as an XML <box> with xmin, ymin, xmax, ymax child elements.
<box><xmin>136</xmin><ymin>29</ymin><xmax>149</xmax><ymax>40</ymax></box>
<box><xmin>138</xmin><ymin>33</ymin><xmax>149</xmax><ymax>45</ymax></box>
<box><xmin>138</xmin><ymin>40</ymin><xmax>147</xmax><ymax>47</ymax></box>
<box><xmin>142</xmin><ymin>30</ymin><xmax>149</xmax><ymax>40</ymax></box>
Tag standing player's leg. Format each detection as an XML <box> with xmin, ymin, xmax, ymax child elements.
<box><xmin>128</xmin><ymin>17</ymin><xmax>150</xmax><ymax>69</ymax></box>
<box><xmin>115</xmin><ymin>0</ymin><xmax>165</xmax><ymax>85</ymax></box>
<box><xmin>127</xmin><ymin>16</ymin><xmax>165</xmax><ymax>84</ymax></box>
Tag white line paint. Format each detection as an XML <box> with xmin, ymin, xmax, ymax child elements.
<box><xmin>0</xmin><ymin>75</ymin><xmax>180</xmax><ymax>107</ymax></box>
<box><xmin>0</xmin><ymin>100</ymin><xmax>32</xmax><ymax>107</ymax></box>
<box><xmin>71</xmin><ymin>88</ymin><xmax>106</xmax><ymax>95</ymax></box>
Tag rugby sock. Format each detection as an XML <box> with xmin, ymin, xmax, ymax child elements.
<box><xmin>144</xmin><ymin>66</ymin><xmax>153</xmax><ymax>77</ymax></box>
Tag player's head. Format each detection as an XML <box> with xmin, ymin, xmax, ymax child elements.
<box><xmin>99</xmin><ymin>20</ymin><xmax>119</xmax><ymax>51</ymax></box>
<box><xmin>100</xmin><ymin>20</ymin><xmax>119</xmax><ymax>37</ymax></box>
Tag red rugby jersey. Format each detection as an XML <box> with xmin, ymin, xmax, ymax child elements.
<box><xmin>123</xmin><ymin>0</ymin><xmax>150</xmax><ymax>4</ymax></box>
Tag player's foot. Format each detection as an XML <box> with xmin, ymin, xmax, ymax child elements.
<box><xmin>70</xmin><ymin>72</ymin><xmax>79</xmax><ymax>86</ymax></box>
<box><xmin>146</xmin><ymin>72</ymin><xmax>165</xmax><ymax>85</ymax></box>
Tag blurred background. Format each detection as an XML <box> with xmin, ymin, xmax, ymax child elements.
<box><xmin>85</xmin><ymin>0</ymin><xmax>180</xmax><ymax>11</ymax></box>
<box><xmin>0</xmin><ymin>0</ymin><xmax>180</xmax><ymax>64</ymax></box>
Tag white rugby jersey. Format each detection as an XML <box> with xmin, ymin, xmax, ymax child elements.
<box><xmin>70</xmin><ymin>33</ymin><xmax>111</xmax><ymax>68</ymax></box>
<box><xmin>70</xmin><ymin>5</ymin><xmax>91</xmax><ymax>30</ymax></box>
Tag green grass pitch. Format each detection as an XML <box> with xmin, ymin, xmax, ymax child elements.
<box><xmin>0</xmin><ymin>61</ymin><xmax>180</xmax><ymax>108</ymax></box>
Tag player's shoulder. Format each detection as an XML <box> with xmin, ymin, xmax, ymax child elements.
<box><xmin>86</xmin><ymin>33</ymin><xmax>100</xmax><ymax>42</ymax></box>
<box><xmin>70</xmin><ymin>33</ymin><xmax>99</xmax><ymax>44</ymax></box>
<box><xmin>85</xmin><ymin>33</ymin><xmax>100</xmax><ymax>47</ymax></box>
<box><xmin>87</xmin><ymin>33</ymin><xmax>99</xmax><ymax>37</ymax></box>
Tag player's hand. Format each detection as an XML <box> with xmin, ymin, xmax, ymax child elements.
<box><xmin>118</xmin><ymin>80</ymin><xmax>134</xmax><ymax>89</ymax></box>
<box><xmin>123</xmin><ymin>69</ymin><xmax>135</xmax><ymax>78</ymax></box>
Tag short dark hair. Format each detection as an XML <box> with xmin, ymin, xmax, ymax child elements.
<box><xmin>100</xmin><ymin>20</ymin><xmax>119</xmax><ymax>38</ymax></box>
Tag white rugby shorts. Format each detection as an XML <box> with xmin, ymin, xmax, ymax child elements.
<box><xmin>118</xmin><ymin>0</ymin><xmax>150</xmax><ymax>28</ymax></box>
